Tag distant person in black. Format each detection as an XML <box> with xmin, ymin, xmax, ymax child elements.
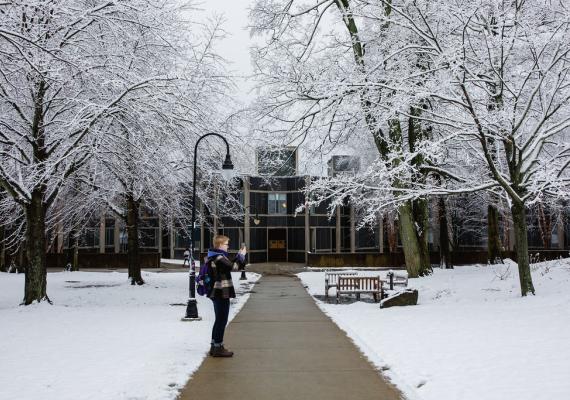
<box><xmin>183</xmin><ymin>248</ymin><xmax>190</xmax><ymax>267</ymax></box>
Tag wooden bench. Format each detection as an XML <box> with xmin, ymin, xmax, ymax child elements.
<box><xmin>336</xmin><ymin>276</ymin><xmax>383</xmax><ymax>303</ymax></box>
<box><xmin>324</xmin><ymin>271</ymin><xmax>358</xmax><ymax>298</ymax></box>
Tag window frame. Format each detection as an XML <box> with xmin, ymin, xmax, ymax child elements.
<box><xmin>268</xmin><ymin>193</ymin><xmax>287</xmax><ymax>215</ymax></box>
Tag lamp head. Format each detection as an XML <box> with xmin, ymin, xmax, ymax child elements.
<box><xmin>220</xmin><ymin>153</ymin><xmax>234</xmax><ymax>180</ymax></box>
<box><xmin>222</xmin><ymin>153</ymin><xmax>234</xmax><ymax>170</ymax></box>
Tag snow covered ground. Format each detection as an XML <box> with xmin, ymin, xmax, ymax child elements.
<box><xmin>3</xmin><ymin>260</ymin><xmax>569</xmax><ymax>400</ymax></box>
<box><xmin>299</xmin><ymin>259</ymin><xmax>570</xmax><ymax>400</ymax></box>
<box><xmin>0</xmin><ymin>270</ymin><xmax>260</xmax><ymax>400</ymax></box>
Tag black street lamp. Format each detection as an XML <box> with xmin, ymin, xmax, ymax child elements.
<box><xmin>182</xmin><ymin>132</ymin><xmax>234</xmax><ymax>321</ymax></box>
<box><xmin>240</xmin><ymin>206</ymin><xmax>260</xmax><ymax>280</ymax></box>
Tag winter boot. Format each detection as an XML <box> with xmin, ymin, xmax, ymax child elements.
<box><xmin>212</xmin><ymin>345</ymin><xmax>233</xmax><ymax>357</ymax></box>
<box><xmin>209</xmin><ymin>344</ymin><xmax>215</xmax><ymax>356</ymax></box>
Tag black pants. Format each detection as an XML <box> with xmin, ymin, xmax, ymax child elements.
<box><xmin>211</xmin><ymin>298</ymin><xmax>230</xmax><ymax>345</ymax></box>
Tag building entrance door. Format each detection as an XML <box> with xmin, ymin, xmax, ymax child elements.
<box><xmin>268</xmin><ymin>229</ymin><xmax>287</xmax><ymax>262</ymax></box>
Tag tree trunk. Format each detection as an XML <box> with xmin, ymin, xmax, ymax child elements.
<box><xmin>413</xmin><ymin>197</ymin><xmax>431</xmax><ymax>274</ymax></box>
<box><xmin>73</xmin><ymin>236</ymin><xmax>79</xmax><ymax>271</ymax></box>
<box><xmin>511</xmin><ymin>201</ymin><xmax>535</xmax><ymax>296</ymax></box>
<box><xmin>487</xmin><ymin>204</ymin><xmax>502</xmax><ymax>263</ymax></box>
<box><xmin>22</xmin><ymin>77</ymin><xmax>50</xmax><ymax>303</ymax></box>
<box><xmin>127</xmin><ymin>195</ymin><xmax>144</xmax><ymax>285</ymax></box>
<box><xmin>537</xmin><ymin>202</ymin><xmax>551</xmax><ymax>249</ymax></box>
<box><xmin>399</xmin><ymin>200</ymin><xmax>431</xmax><ymax>278</ymax></box>
<box><xmin>17</xmin><ymin>244</ymin><xmax>26</xmax><ymax>273</ymax></box>
<box><xmin>23</xmin><ymin>190</ymin><xmax>49</xmax><ymax>304</ymax></box>
<box><xmin>66</xmin><ymin>229</ymin><xmax>80</xmax><ymax>271</ymax></box>
<box><xmin>385</xmin><ymin>213</ymin><xmax>398</xmax><ymax>253</ymax></box>
<box><xmin>334</xmin><ymin>1</ymin><xmax>431</xmax><ymax>276</ymax></box>
<box><xmin>502</xmin><ymin>208</ymin><xmax>512</xmax><ymax>251</ymax></box>
<box><xmin>0</xmin><ymin>224</ymin><xmax>5</xmax><ymax>272</ymax></box>
<box><xmin>438</xmin><ymin>197</ymin><xmax>452</xmax><ymax>268</ymax></box>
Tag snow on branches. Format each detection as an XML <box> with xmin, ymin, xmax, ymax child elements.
<box><xmin>250</xmin><ymin>0</ymin><xmax>570</xmax><ymax>291</ymax></box>
<box><xmin>0</xmin><ymin>0</ymin><xmax>236</xmax><ymax>301</ymax></box>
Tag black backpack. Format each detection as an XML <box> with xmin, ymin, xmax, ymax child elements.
<box><xmin>196</xmin><ymin>257</ymin><xmax>216</xmax><ymax>296</ymax></box>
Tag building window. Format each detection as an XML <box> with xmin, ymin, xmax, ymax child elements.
<box><xmin>268</xmin><ymin>193</ymin><xmax>287</xmax><ymax>214</ymax></box>
<box><xmin>140</xmin><ymin>228</ymin><xmax>158</xmax><ymax>248</ymax></box>
<box><xmin>79</xmin><ymin>228</ymin><xmax>99</xmax><ymax>248</ymax></box>
<box><xmin>175</xmin><ymin>229</ymin><xmax>187</xmax><ymax>249</ymax></box>
<box><xmin>257</xmin><ymin>147</ymin><xmax>297</xmax><ymax>176</ymax></box>
<box><xmin>105</xmin><ymin>219</ymin><xmax>115</xmax><ymax>248</ymax></box>
<box><xmin>105</xmin><ymin>227</ymin><xmax>115</xmax><ymax>247</ymax></box>
<box><xmin>327</xmin><ymin>155</ymin><xmax>360</xmax><ymax>177</ymax></box>
<box><xmin>310</xmin><ymin>227</ymin><xmax>335</xmax><ymax>252</ymax></box>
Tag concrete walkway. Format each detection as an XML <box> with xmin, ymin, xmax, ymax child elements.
<box><xmin>178</xmin><ymin>275</ymin><xmax>402</xmax><ymax>400</ymax></box>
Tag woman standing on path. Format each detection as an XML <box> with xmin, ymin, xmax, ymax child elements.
<box><xmin>207</xmin><ymin>234</ymin><xmax>246</xmax><ymax>357</ymax></box>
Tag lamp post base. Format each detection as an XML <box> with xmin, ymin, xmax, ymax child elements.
<box><xmin>181</xmin><ymin>317</ymin><xmax>202</xmax><ymax>321</ymax></box>
<box><xmin>181</xmin><ymin>299</ymin><xmax>201</xmax><ymax>321</ymax></box>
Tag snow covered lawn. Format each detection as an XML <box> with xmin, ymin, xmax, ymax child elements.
<box><xmin>0</xmin><ymin>270</ymin><xmax>260</xmax><ymax>400</ymax></box>
<box><xmin>299</xmin><ymin>259</ymin><xmax>570</xmax><ymax>400</ymax></box>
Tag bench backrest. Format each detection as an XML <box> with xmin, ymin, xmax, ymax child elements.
<box><xmin>325</xmin><ymin>271</ymin><xmax>358</xmax><ymax>286</ymax></box>
<box><xmin>338</xmin><ymin>276</ymin><xmax>380</xmax><ymax>291</ymax></box>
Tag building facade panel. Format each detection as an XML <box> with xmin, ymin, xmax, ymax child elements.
<box><xmin>38</xmin><ymin>171</ymin><xmax>570</xmax><ymax>268</ymax></box>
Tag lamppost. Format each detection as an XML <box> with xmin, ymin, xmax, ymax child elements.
<box><xmin>240</xmin><ymin>206</ymin><xmax>260</xmax><ymax>280</ymax></box>
<box><xmin>182</xmin><ymin>132</ymin><xmax>234</xmax><ymax>321</ymax></box>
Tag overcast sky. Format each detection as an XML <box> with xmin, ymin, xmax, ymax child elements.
<box><xmin>198</xmin><ymin>0</ymin><xmax>254</xmax><ymax>101</ymax></box>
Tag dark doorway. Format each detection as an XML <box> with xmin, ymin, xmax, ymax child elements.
<box><xmin>268</xmin><ymin>228</ymin><xmax>287</xmax><ymax>262</ymax></box>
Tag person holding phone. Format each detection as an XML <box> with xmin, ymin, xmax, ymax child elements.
<box><xmin>206</xmin><ymin>234</ymin><xmax>247</xmax><ymax>357</ymax></box>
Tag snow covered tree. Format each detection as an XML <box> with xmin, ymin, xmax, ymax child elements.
<box><xmin>0</xmin><ymin>0</ymin><xmax>234</xmax><ymax>303</ymax></box>
<box><xmin>249</xmin><ymin>0</ymin><xmax>435</xmax><ymax>277</ymax></box>
<box><xmin>387</xmin><ymin>0</ymin><xmax>569</xmax><ymax>295</ymax></box>
<box><xmin>0</xmin><ymin>0</ymin><xmax>121</xmax><ymax>303</ymax></box>
<box><xmin>82</xmin><ymin>11</ymin><xmax>234</xmax><ymax>285</ymax></box>
<box><xmin>311</xmin><ymin>0</ymin><xmax>570</xmax><ymax>295</ymax></box>
<box><xmin>251</xmin><ymin>0</ymin><xmax>570</xmax><ymax>295</ymax></box>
